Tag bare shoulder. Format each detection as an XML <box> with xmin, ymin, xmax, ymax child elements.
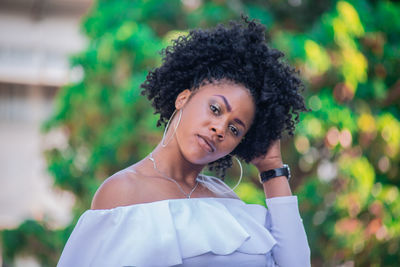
<box><xmin>91</xmin><ymin>169</ymin><xmax>143</xmax><ymax>210</ymax></box>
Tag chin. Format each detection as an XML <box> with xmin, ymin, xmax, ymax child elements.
<box><xmin>184</xmin><ymin>148</ymin><xmax>226</xmax><ymax>167</ymax></box>
<box><xmin>178</xmin><ymin>133</ymin><xmax>226</xmax><ymax>165</ymax></box>
<box><xmin>182</xmin><ymin>151</ymin><xmax>210</xmax><ymax>166</ymax></box>
<box><xmin>180</xmin><ymin>145</ymin><xmax>213</xmax><ymax>166</ymax></box>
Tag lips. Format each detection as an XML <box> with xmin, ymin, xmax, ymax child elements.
<box><xmin>197</xmin><ymin>134</ymin><xmax>216</xmax><ymax>153</ymax></box>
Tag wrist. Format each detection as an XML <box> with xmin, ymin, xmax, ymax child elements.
<box><xmin>263</xmin><ymin>177</ymin><xmax>292</xmax><ymax>198</ymax></box>
<box><xmin>258</xmin><ymin>162</ymin><xmax>291</xmax><ymax>184</ymax></box>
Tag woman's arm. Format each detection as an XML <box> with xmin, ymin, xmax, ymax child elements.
<box><xmin>251</xmin><ymin>139</ymin><xmax>292</xmax><ymax>198</ymax></box>
<box><xmin>252</xmin><ymin>139</ymin><xmax>311</xmax><ymax>266</ymax></box>
<box><xmin>262</xmin><ymin>175</ymin><xmax>292</xmax><ymax>198</ymax></box>
<box><xmin>265</xmin><ymin>195</ymin><xmax>311</xmax><ymax>266</ymax></box>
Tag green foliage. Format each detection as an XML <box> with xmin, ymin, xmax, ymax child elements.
<box><xmin>2</xmin><ymin>0</ymin><xmax>400</xmax><ymax>266</ymax></box>
<box><xmin>283</xmin><ymin>0</ymin><xmax>400</xmax><ymax>265</ymax></box>
<box><xmin>2</xmin><ymin>221</ymin><xmax>73</xmax><ymax>267</ymax></box>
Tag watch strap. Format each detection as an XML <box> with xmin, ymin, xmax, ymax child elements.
<box><xmin>259</xmin><ymin>164</ymin><xmax>291</xmax><ymax>183</ymax></box>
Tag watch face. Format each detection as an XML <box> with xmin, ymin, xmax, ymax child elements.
<box><xmin>283</xmin><ymin>164</ymin><xmax>291</xmax><ymax>180</ymax></box>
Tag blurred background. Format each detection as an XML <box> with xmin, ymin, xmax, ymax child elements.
<box><xmin>0</xmin><ymin>0</ymin><xmax>399</xmax><ymax>266</ymax></box>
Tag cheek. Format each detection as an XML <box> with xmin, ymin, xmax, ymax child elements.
<box><xmin>184</xmin><ymin>104</ymin><xmax>211</xmax><ymax>129</ymax></box>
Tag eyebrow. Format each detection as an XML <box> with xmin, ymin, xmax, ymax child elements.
<box><xmin>214</xmin><ymin>94</ymin><xmax>232</xmax><ymax>111</ymax></box>
<box><xmin>213</xmin><ymin>94</ymin><xmax>246</xmax><ymax>129</ymax></box>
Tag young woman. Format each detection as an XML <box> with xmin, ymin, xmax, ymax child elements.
<box><xmin>57</xmin><ymin>17</ymin><xmax>311</xmax><ymax>267</ymax></box>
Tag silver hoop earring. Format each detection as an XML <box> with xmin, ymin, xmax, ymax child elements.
<box><xmin>228</xmin><ymin>155</ymin><xmax>243</xmax><ymax>191</ymax></box>
<box><xmin>197</xmin><ymin>156</ymin><xmax>243</xmax><ymax>195</ymax></box>
<box><xmin>161</xmin><ymin>109</ymin><xmax>182</xmax><ymax>147</ymax></box>
<box><xmin>203</xmin><ymin>155</ymin><xmax>243</xmax><ymax>194</ymax></box>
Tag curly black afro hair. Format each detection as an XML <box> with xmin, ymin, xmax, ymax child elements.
<box><xmin>141</xmin><ymin>16</ymin><xmax>309</xmax><ymax>178</ymax></box>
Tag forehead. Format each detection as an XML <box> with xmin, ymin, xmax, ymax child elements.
<box><xmin>195</xmin><ymin>81</ymin><xmax>254</xmax><ymax>103</ymax></box>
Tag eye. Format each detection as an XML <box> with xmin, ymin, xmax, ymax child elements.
<box><xmin>229</xmin><ymin>125</ymin><xmax>239</xmax><ymax>136</ymax></box>
<box><xmin>210</xmin><ymin>104</ymin><xmax>220</xmax><ymax>115</ymax></box>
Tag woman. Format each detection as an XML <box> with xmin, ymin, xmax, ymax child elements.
<box><xmin>57</xmin><ymin>17</ymin><xmax>311</xmax><ymax>266</ymax></box>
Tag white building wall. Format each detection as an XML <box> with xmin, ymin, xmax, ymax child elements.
<box><xmin>0</xmin><ymin>0</ymin><xmax>91</xmax><ymax>243</ymax></box>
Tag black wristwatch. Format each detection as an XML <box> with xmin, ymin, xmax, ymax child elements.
<box><xmin>259</xmin><ymin>164</ymin><xmax>291</xmax><ymax>183</ymax></box>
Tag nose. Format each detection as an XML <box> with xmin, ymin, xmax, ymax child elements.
<box><xmin>210</xmin><ymin>124</ymin><xmax>225</xmax><ymax>140</ymax></box>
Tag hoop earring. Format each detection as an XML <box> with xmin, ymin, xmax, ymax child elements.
<box><xmin>207</xmin><ymin>155</ymin><xmax>243</xmax><ymax>194</ymax></box>
<box><xmin>228</xmin><ymin>155</ymin><xmax>243</xmax><ymax>191</ymax></box>
<box><xmin>161</xmin><ymin>109</ymin><xmax>182</xmax><ymax>147</ymax></box>
<box><xmin>197</xmin><ymin>156</ymin><xmax>243</xmax><ymax>195</ymax></box>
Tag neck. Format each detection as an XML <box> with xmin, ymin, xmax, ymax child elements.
<box><xmin>148</xmin><ymin>142</ymin><xmax>205</xmax><ymax>186</ymax></box>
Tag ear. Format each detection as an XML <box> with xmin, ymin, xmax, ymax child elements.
<box><xmin>175</xmin><ymin>89</ymin><xmax>192</xmax><ymax>109</ymax></box>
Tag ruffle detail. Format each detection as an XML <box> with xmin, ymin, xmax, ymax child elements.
<box><xmin>57</xmin><ymin>198</ymin><xmax>277</xmax><ymax>267</ymax></box>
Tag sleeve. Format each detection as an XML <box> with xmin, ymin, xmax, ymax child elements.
<box><xmin>265</xmin><ymin>195</ymin><xmax>311</xmax><ymax>267</ymax></box>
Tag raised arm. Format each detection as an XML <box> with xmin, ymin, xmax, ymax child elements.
<box><xmin>251</xmin><ymin>139</ymin><xmax>291</xmax><ymax>198</ymax></box>
<box><xmin>251</xmin><ymin>139</ymin><xmax>311</xmax><ymax>266</ymax></box>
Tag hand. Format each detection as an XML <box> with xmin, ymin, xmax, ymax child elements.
<box><xmin>250</xmin><ymin>139</ymin><xmax>283</xmax><ymax>172</ymax></box>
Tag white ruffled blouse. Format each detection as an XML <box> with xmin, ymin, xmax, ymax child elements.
<box><xmin>57</xmin><ymin>175</ymin><xmax>311</xmax><ymax>267</ymax></box>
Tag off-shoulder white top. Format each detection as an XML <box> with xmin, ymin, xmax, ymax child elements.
<box><xmin>57</xmin><ymin>175</ymin><xmax>311</xmax><ymax>267</ymax></box>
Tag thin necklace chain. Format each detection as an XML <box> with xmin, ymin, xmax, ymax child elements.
<box><xmin>148</xmin><ymin>152</ymin><xmax>199</xmax><ymax>199</ymax></box>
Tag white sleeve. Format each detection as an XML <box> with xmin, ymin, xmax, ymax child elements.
<box><xmin>265</xmin><ymin>195</ymin><xmax>311</xmax><ymax>266</ymax></box>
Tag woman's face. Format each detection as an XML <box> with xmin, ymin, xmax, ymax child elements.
<box><xmin>174</xmin><ymin>81</ymin><xmax>255</xmax><ymax>165</ymax></box>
